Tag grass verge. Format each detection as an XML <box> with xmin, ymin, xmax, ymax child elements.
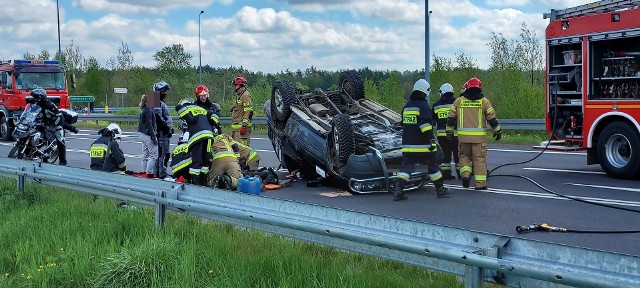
<box><xmin>0</xmin><ymin>177</ymin><xmax>466</xmax><ymax>287</ymax></box>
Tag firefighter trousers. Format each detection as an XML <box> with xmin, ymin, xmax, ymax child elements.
<box><xmin>207</xmin><ymin>160</ymin><xmax>243</xmax><ymax>188</ymax></box>
<box><xmin>458</xmin><ymin>142</ymin><xmax>488</xmax><ymax>188</ymax></box>
<box><xmin>189</xmin><ymin>139</ymin><xmax>211</xmax><ymax>184</ymax></box>
<box><xmin>396</xmin><ymin>151</ymin><xmax>443</xmax><ymax>185</ymax></box>
<box><xmin>437</xmin><ymin>136</ymin><xmax>459</xmax><ymax>178</ymax></box>
<box><xmin>232</xmin><ymin>126</ymin><xmax>251</xmax><ymax>146</ymax></box>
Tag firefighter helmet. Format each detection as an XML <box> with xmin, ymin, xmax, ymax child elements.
<box><xmin>177</xmin><ymin>98</ymin><xmax>194</xmax><ymax>106</ymax></box>
<box><xmin>463</xmin><ymin>77</ymin><xmax>482</xmax><ymax>90</ymax></box>
<box><xmin>413</xmin><ymin>79</ymin><xmax>431</xmax><ymax>96</ymax></box>
<box><xmin>153</xmin><ymin>81</ymin><xmax>171</xmax><ymax>92</ymax></box>
<box><xmin>232</xmin><ymin>75</ymin><xmax>247</xmax><ymax>86</ymax></box>
<box><xmin>31</xmin><ymin>88</ymin><xmax>47</xmax><ymax>101</ymax></box>
<box><xmin>107</xmin><ymin>123</ymin><xmax>122</xmax><ymax>140</ymax></box>
<box><xmin>439</xmin><ymin>83</ymin><xmax>454</xmax><ymax>95</ymax></box>
<box><xmin>195</xmin><ymin>85</ymin><xmax>209</xmax><ymax>96</ymax></box>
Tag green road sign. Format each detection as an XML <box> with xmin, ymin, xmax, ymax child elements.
<box><xmin>69</xmin><ymin>96</ymin><xmax>95</xmax><ymax>102</ymax></box>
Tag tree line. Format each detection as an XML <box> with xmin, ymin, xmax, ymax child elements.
<box><xmin>22</xmin><ymin>23</ymin><xmax>545</xmax><ymax>119</ymax></box>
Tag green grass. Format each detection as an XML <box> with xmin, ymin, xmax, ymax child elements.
<box><xmin>0</xmin><ymin>178</ymin><xmax>466</xmax><ymax>287</ymax></box>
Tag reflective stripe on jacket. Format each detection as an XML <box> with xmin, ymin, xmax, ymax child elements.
<box><xmin>231</xmin><ymin>88</ymin><xmax>252</xmax><ymax>127</ymax></box>
<box><xmin>401</xmin><ymin>99</ymin><xmax>436</xmax><ymax>153</ymax></box>
<box><xmin>447</xmin><ymin>96</ymin><xmax>499</xmax><ymax>143</ymax></box>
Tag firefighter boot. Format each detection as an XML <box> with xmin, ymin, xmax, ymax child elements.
<box><xmin>198</xmin><ymin>174</ymin><xmax>208</xmax><ymax>186</ymax></box>
<box><xmin>433</xmin><ymin>178</ymin><xmax>450</xmax><ymax>198</ymax></box>
<box><xmin>462</xmin><ymin>177</ymin><xmax>471</xmax><ymax>188</ymax></box>
<box><xmin>442</xmin><ymin>169</ymin><xmax>455</xmax><ymax>180</ymax></box>
<box><xmin>393</xmin><ymin>179</ymin><xmax>408</xmax><ymax>201</ymax></box>
<box><xmin>456</xmin><ymin>169</ymin><xmax>461</xmax><ymax>180</ymax></box>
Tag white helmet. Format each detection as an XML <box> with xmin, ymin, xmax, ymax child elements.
<box><xmin>178</xmin><ymin>98</ymin><xmax>194</xmax><ymax>106</ymax></box>
<box><xmin>106</xmin><ymin>123</ymin><xmax>122</xmax><ymax>140</ymax></box>
<box><xmin>439</xmin><ymin>83</ymin><xmax>454</xmax><ymax>96</ymax></box>
<box><xmin>413</xmin><ymin>79</ymin><xmax>430</xmax><ymax>96</ymax></box>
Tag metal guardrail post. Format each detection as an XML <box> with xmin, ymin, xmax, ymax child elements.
<box><xmin>155</xmin><ymin>190</ymin><xmax>166</xmax><ymax>229</ymax></box>
<box><xmin>17</xmin><ymin>166</ymin><xmax>25</xmax><ymax>191</ymax></box>
<box><xmin>465</xmin><ymin>250</ymin><xmax>483</xmax><ymax>288</ymax></box>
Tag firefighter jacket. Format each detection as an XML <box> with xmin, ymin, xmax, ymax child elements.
<box><xmin>169</xmin><ymin>143</ymin><xmax>191</xmax><ymax>177</ymax></box>
<box><xmin>90</xmin><ymin>134</ymin><xmax>126</xmax><ymax>172</ymax></box>
<box><xmin>176</xmin><ymin>103</ymin><xmax>220</xmax><ymax>148</ymax></box>
<box><xmin>446</xmin><ymin>90</ymin><xmax>500</xmax><ymax>143</ymax></box>
<box><xmin>231</xmin><ymin>88</ymin><xmax>252</xmax><ymax>129</ymax></box>
<box><xmin>401</xmin><ymin>99</ymin><xmax>437</xmax><ymax>153</ymax></box>
<box><xmin>220</xmin><ymin>134</ymin><xmax>260</xmax><ymax>166</ymax></box>
<box><xmin>210</xmin><ymin>134</ymin><xmax>239</xmax><ymax>165</ymax></box>
<box><xmin>196</xmin><ymin>99</ymin><xmax>221</xmax><ymax>116</ymax></box>
<box><xmin>432</xmin><ymin>92</ymin><xmax>456</xmax><ymax>137</ymax></box>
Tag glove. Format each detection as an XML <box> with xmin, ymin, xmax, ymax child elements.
<box><xmin>151</xmin><ymin>137</ymin><xmax>158</xmax><ymax>146</ymax></box>
<box><xmin>428</xmin><ymin>140</ymin><xmax>438</xmax><ymax>152</ymax></box>
<box><xmin>446</xmin><ymin>131</ymin><xmax>454</xmax><ymax>140</ymax></box>
<box><xmin>231</xmin><ymin>143</ymin><xmax>240</xmax><ymax>153</ymax></box>
<box><xmin>70</xmin><ymin>125</ymin><xmax>78</xmax><ymax>134</ymax></box>
<box><xmin>167</xmin><ymin>127</ymin><xmax>174</xmax><ymax>138</ymax></box>
<box><xmin>493</xmin><ymin>129</ymin><xmax>502</xmax><ymax>141</ymax></box>
<box><xmin>240</xmin><ymin>126</ymin><xmax>247</xmax><ymax>135</ymax></box>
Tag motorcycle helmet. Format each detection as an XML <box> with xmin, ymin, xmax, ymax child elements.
<box><xmin>31</xmin><ymin>88</ymin><xmax>47</xmax><ymax>101</ymax></box>
<box><xmin>232</xmin><ymin>75</ymin><xmax>247</xmax><ymax>86</ymax></box>
<box><xmin>107</xmin><ymin>123</ymin><xmax>123</xmax><ymax>140</ymax></box>
<box><xmin>439</xmin><ymin>83</ymin><xmax>454</xmax><ymax>96</ymax></box>
<box><xmin>153</xmin><ymin>81</ymin><xmax>171</xmax><ymax>92</ymax></box>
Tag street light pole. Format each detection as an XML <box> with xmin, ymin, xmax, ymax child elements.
<box><xmin>425</xmin><ymin>1</ymin><xmax>431</xmax><ymax>82</ymax></box>
<box><xmin>57</xmin><ymin>0</ymin><xmax>62</xmax><ymax>63</ymax></box>
<box><xmin>198</xmin><ymin>10</ymin><xmax>204</xmax><ymax>85</ymax></box>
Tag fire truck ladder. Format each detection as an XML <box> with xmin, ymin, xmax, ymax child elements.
<box><xmin>544</xmin><ymin>0</ymin><xmax>640</xmax><ymax>20</ymax></box>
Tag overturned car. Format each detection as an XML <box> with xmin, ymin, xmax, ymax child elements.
<box><xmin>264</xmin><ymin>70</ymin><xmax>427</xmax><ymax>194</ymax></box>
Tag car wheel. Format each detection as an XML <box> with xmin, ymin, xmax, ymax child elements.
<box><xmin>328</xmin><ymin>113</ymin><xmax>355</xmax><ymax>176</ymax></box>
<box><xmin>596</xmin><ymin>122</ymin><xmax>640</xmax><ymax>179</ymax></box>
<box><xmin>339</xmin><ymin>70</ymin><xmax>365</xmax><ymax>100</ymax></box>
<box><xmin>271</xmin><ymin>80</ymin><xmax>296</xmax><ymax>122</ymax></box>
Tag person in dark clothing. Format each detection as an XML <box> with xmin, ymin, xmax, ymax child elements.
<box><xmin>30</xmin><ymin>89</ymin><xmax>69</xmax><ymax>165</ymax></box>
<box><xmin>394</xmin><ymin>79</ymin><xmax>450</xmax><ymax>201</ymax></box>
<box><xmin>138</xmin><ymin>94</ymin><xmax>158</xmax><ymax>178</ymax></box>
<box><xmin>432</xmin><ymin>83</ymin><xmax>460</xmax><ymax>180</ymax></box>
<box><xmin>169</xmin><ymin>132</ymin><xmax>191</xmax><ymax>183</ymax></box>
<box><xmin>176</xmin><ymin>98</ymin><xmax>220</xmax><ymax>185</ymax></box>
<box><xmin>195</xmin><ymin>84</ymin><xmax>221</xmax><ymax>115</ymax></box>
<box><xmin>153</xmin><ymin>81</ymin><xmax>173</xmax><ymax>179</ymax></box>
<box><xmin>90</xmin><ymin>123</ymin><xmax>127</xmax><ymax>172</ymax></box>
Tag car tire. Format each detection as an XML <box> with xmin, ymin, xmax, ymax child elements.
<box><xmin>339</xmin><ymin>70</ymin><xmax>365</xmax><ymax>100</ymax></box>
<box><xmin>596</xmin><ymin>122</ymin><xmax>640</xmax><ymax>179</ymax></box>
<box><xmin>328</xmin><ymin>113</ymin><xmax>355</xmax><ymax>176</ymax></box>
<box><xmin>271</xmin><ymin>80</ymin><xmax>296</xmax><ymax>122</ymax></box>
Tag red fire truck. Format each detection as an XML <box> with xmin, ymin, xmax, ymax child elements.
<box><xmin>544</xmin><ymin>0</ymin><xmax>640</xmax><ymax>179</ymax></box>
<box><xmin>0</xmin><ymin>59</ymin><xmax>75</xmax><ymax>141</ymax></box>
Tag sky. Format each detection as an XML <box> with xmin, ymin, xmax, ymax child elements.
<box><xmin>0</xmin><ymin>0</ymin><xmax>598</xmax><ymax>73</ymax></box>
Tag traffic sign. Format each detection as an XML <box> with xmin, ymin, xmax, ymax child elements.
<box><xmin>69</xmin><ymin>96</ymin><xmax>95</xmax><ymax>102</ymax></box>
<box><xmin>113</xmin><ymin>87</ymin><xmax>128</xmax><ymax>94</ymax></box>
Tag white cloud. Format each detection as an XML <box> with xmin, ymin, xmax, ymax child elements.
<box><xmin>71</xmin><ymin>0</ymin><xmax>214</xmax><ymax>14</ymax></box>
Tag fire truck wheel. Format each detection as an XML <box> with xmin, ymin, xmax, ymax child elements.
<box><xmin>597</xmin><ymin>122</ymin><xmax>640</xmax><ymax>179</ymax></box>
<box><xmin>0</xmin><ymin>115</ymin><xmax>11</xmax><ymax>141</ymax></box>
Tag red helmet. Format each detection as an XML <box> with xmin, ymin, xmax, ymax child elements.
<box><xmin>232</xmin><ymin>75</ymin><xmax>247</xmax><ymax>86</ymax></box>
<box><xmin>464</xmin><ymin>77</ymin><xmax>482</xmax><ymax>90</ymax></box>
<box><xmin>195</xmin><ymin>85</ymin><xmax>209</xmax><ymax>96</ymax></box>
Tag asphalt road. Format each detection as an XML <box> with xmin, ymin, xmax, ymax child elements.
<box><xmin>1</xmin><ymin>129</ymin><xmax>639</xmax><ymax>256</ymax></box>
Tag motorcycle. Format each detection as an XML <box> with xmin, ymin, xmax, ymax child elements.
<box><xmin>7</xmin><ymin>103</ymin><xmax>59</xmax><ymax>163</ymax></box>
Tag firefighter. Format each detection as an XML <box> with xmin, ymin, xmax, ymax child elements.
<box><xmin>195</xmin><ymin>84</ymin><xmax>221</xmax><ymax>115</ymax></box>
<box><xmin>175</xmin><ymin>98</ymin><xmax>220</xmax><ymax>185</ymax></box>
<box><xmin>394</xmin><ymin>79</ymin><xmax>450</xmax><ymax>201</ymax></box>
<box><xmin>30</xmin><ymin>89</ymin><xmax>68</xmax><ymax>166</ymax></box>
<box><xmin>89</xmin><ymin>123</ymin><xmax>127</xmax><ymax>172</ymax></box>
<box><xmin>206</xmin><ymin>133</ymin><xmax>244</xmax><ymax>190</ymax></box>
<box><xmin>220</xmin><ymin>133</ymin><xmax>261</xmax><ymax>173</ymax></box>
<box><xmin>153</xmin><ymin>81</ymin><xmax>173</xmax><ymax>179</ymax></box>
<box><xmin>446</xmin><ymin>77</ymin><xmax>501</xmax><ymax>190</ymax></box>
<box><xmin>231</xmin><ymin>75</ymin><xmax>253</xmax><ymax>146</ymax></box>
<box><xmin>169</xmin><ymin>132</ymin><xmax>191</xmax><ymax>183</ymax></box>
<box><xmin>432</xmin><ymin>83</ymin><xmax>460</xmax><ymax>180</ymax></box>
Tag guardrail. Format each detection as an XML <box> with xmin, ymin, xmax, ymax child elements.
<box><xmin>0</xmin><ymin>158</ymin><xmax>637</xmax><ymax>288</ymax></box>
<box><xmin>78</xmin><ymin>114</ymin><xmax>543</xmax><ymax>130</ymax></box>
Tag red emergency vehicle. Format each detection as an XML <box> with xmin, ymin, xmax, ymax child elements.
<box><xmin>0</xmin><ymin>59</ymin><xmax>74</xmax><ymax>141</ymax></box>
<box><xmin>544</xmin><ymin>0</ymin><xmax>640</xmax><ymax>179</ymax></box>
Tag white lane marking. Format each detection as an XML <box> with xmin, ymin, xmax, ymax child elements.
<box><xmin>523</xmin><ymin>167</ymin><xmax>606</xmax><ymax>175</ymax></box>
<box><xmin>489</xmin><ymin>148</ymin><xmax>586</xmax><ymax>156</ymax></box>
<box><xmin>443</xmin><ymin>184</ymin><xmax>640</xmax><ymax>208</ymax></box>
<box><xmin>566</xmin><ymin>183</ymin><xmax>640</xmax><ymax>193</ymax></box>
